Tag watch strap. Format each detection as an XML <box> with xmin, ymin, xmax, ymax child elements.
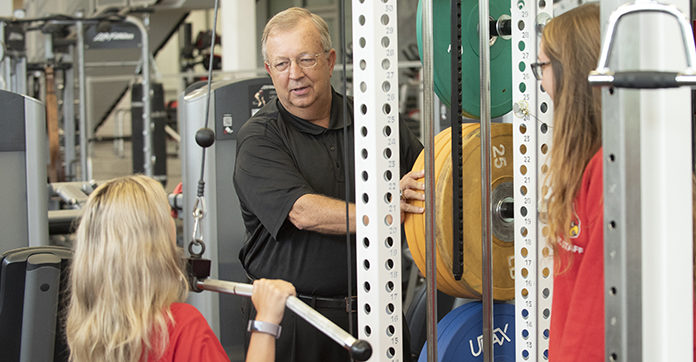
<box><xmin>247</xmin><ymin>320</ymin><xmax>282</xmax><ymax>339</ymax></box>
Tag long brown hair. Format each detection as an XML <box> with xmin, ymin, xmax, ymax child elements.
<box><xmin>543</xmin><ymin>3</ymin><xmax>602</xmax><ymax>248</ymax></box>
<box><xmin>66</xmin><ymin>175</ymin><xmax>188</xmax><ymax>362</ymax></box>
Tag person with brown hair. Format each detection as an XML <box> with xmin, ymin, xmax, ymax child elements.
<box><xmin>535</xmin><ymin>3</ymin><xmax>604</xmax><ymax>360</ymax></box>
<box><xmin>65</xmin><ymin>175</ymin><xmax>296</xmax><ymax>362</ymax></box>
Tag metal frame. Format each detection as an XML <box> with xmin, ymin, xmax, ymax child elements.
<box><xmin>352</xmin><ymin>1</ymin><xmax>404</xmax><ymax>361</ymax></box>
<box><xmin>2</xmin><ymin>13</ymin><xmax>153</xmax><ymax>181</ymax></box>
<box><xmin>0</xmin><ymin>21</ymin><xmax>27</xmax><ymax>95</ymax></box>
<box><xmin>24</xmin><ymin>95</ymin><xmax>49</xmax><ymax>246</ymax></box>
<box><xmin>598</xmin><ymin>0</ymin><xmax>694</xmax><ymax>360</ymax></box>
<box><xmin>512</xmin><ymin>1</ymin><xmax>553</xmax><ymax>361</ymax></box>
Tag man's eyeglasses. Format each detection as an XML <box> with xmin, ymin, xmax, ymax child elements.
<box><xmin>266</xmin><ymin>52</ymin><xmax>325</xmax><ymax>73</ymax></box>
<box><xmin>530</xmin><ymin>61</ymin><xmax>550</xmax><ymax>81</ymax></box>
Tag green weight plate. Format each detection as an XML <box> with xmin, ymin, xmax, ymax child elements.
<box><xmin>417</xmin><ymin>0</ymin><xmax>513</xmax><ymax>118</ymax></box>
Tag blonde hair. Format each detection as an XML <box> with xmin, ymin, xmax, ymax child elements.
<box><xmin>66</xmin><ymin>175</ymin><xmax>188</xmax><ymax>362</ymax></box>
<box><xmin>261</xmin><ymin>7</ymin><xmax>332</xmax><ymax>61</ymax></box>
<box><xmin>542</xmin><ymin>3</ymin><xmax>602</xmax><ymax>251</ymax></box>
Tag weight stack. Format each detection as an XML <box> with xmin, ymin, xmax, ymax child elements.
<box><xmin>131</xmin><ymin>82</ymin><xmax>167</xmax><ymax>183</ymax></box>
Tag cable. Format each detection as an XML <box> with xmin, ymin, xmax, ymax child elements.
<box><xmin>194</xmin><ymin>0</ymin><xmax>220</xmax><ymax>197</ymax></box>
<box><xmin>188</xmin><ymin>0</ymin><xmax>219</xmax><ymax>255</ymax></box>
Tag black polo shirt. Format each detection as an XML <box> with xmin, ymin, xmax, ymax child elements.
<box><xmin>234</xmin><ymin>89</ymin><xmax>423</xmax><ymax>296</ymax></box>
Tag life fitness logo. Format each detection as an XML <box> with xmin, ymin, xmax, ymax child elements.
<box><xmin>92</xmin><ymin>32</ymin><xmax>135</xmax><ymax>42</ymax></box>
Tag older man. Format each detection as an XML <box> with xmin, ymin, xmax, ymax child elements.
<box><xmin>234</xmin><ymin>7</ymin><xmax>424</xmax><ymax>361</ymax></box>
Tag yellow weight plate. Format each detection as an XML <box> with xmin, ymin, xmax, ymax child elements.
<box><xmin>404</xmin><ymin>123</ymin><xmax>514</xmax><ymax>300</ymax></box>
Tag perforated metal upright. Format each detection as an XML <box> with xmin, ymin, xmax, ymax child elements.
<box><xmin>352</xmin><ymin>1</ymin><xmax>404</xmax><ymax>361</ymax></box>
<box><xmin>512</xmin><ymin>0</ymin><xmax>554</xmax><ymax>360</ymax></box>
<box><xmin>599</xmin><ymin>0</ymin><xmax>693</xmax><ymax>360</ymax></box>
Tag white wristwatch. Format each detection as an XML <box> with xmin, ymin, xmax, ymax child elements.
<box><xmin>247</xmin><ymin>320</ymin><xmax>282</xmax><ymax>339</ymax></box>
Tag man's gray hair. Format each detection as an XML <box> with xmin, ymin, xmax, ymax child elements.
<box><xmin>261</xmin><ymin>7</ymin><xmax>332</xmax><ymax>61</ymax></box>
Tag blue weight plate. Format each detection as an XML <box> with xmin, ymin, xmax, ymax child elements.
<box><xmin>417</xmin><ymin>302</ymin><xmax>478</xmax><ymax>362</ymax></box>
<box><xmin>419</xmin><ymin>302</ymin><xmax>516</xmax><ymax>361</ymax></box>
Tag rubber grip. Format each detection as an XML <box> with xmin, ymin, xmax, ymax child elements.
<box><xmin>349</xmin><ymin>340</ymin><xmax>373</xmax><ymax>361</ymax></box>
<box><xmin>613</xmin><ymin>71</ymin><xmax>680</xmax><ymax>89</ymax></box>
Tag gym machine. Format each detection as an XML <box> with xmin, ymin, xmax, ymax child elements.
<box><xmin>0</xmin><ymin>246</ymin><xmax>72</xmax><ymax>362</ymax></box>
<box><xmin>0</xmin><ymin>11</ymin><xmax>157</xmax><ymax>182</ymax></box>
<box><xmin>0</xmin><ymin>89</ymin><xmax>48</xmax><ymax>252</ymax></box>
<box><xmin>179</xmin><ymin>76</ymin><xmax>275</xmax><ymax>354</ymax></box>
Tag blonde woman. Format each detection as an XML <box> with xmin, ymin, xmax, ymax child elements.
<box><xmin>535</xmin><ymin>3</ymin><xmax>603</xmax><ymax>361</ymax></box>
<box><xmin>66</xmin><ymin>175</ymin><xmax>295</xmax><ymax>362</ymax></box>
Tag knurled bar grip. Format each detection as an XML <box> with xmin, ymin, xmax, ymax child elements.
<box><xmin>588</xmin><ymin>0</ymin><xmax>696</xmax><ymax>88</ymax></box>
<box><xmin>195</xmin><ymin>278</ymin><xmax>372</xmax><ymax>361</ymax></box>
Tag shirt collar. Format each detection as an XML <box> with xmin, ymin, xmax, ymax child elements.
<box><xmin>277</xmin><ymin>88</ymin><xmax>353</xmax><ymax>135</ymax></box>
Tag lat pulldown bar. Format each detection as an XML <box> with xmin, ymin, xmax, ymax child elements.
<box><xmin>186</xmin><ymin>258</ymin><xmax>372</xmax><ymax>361</ymax></box>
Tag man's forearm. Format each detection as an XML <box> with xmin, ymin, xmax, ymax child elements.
<box><xmin>288</xmin><ymin>194</ymin><xmax>356</xmax><ymax>234</ymax></box>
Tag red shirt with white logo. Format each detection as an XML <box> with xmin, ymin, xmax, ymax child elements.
<box><xmin>549</xmin><ymin>149</ymin><xmax>604</xmax><ymax>361</ymax></box>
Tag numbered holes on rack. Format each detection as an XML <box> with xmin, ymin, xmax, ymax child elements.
<box><xmin>382</xmin><ymin>81</ymin><xmax>391</xmax><ymax>92</ymax></box>
<box><xmin>542</xmin><ymin>246</ymin><xmax>550</xmax><ymax>257</ymax></box>
<box><xmin>382</xmin><ymin>58</ymin><xmax>390</xmax><ymax>70</ymax></box>
<box><xmin>381</xmin><ymin>36</ymin><xmax>390</xmax><ymax>48</ymax></box>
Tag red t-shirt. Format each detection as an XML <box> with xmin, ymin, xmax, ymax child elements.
<box><xmin>147</xmin><ymin>303</ymin><xmax>229</xmax><ymax>362</ymax></box>
<box><xmin>549</xmin><ymin>149</ymin><xmax>605</xmax><ymax>361</ymax></box>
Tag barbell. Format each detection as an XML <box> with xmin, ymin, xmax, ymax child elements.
<box><xmin>186</xmin><ymin>258</ymin><xmax>372</xmax><ymax>361</ymax></box>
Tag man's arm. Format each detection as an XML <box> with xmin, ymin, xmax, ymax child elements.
<box><xmin>288</xmin><ymin>194</ymin><xmax>356</xmax><ymax>234</ymax></box>
<box><xmin>289</xmin><ymin>168</ymin><xmax>426</xmax><ymax>233</ymax></box>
